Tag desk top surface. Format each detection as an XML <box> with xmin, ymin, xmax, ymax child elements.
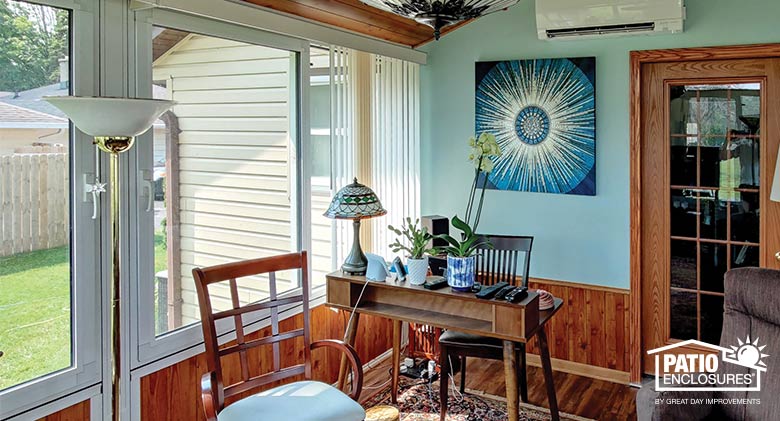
<box><xmin>327</xmin><ymin>271</ymin><xmax>538</xmax><ymax>309</ymax></box>
<box><xmin>326</xmin><ymin>271</ymin><xmax>563</xmax><ymax>331</ymax></box>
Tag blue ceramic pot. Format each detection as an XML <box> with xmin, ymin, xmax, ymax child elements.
<box><xmin>447</xmin><ymin>255</ymin><xmax>476</xmax><ymax>292</ymax></box>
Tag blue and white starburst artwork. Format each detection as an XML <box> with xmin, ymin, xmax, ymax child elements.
<box><xmin>475</xmin><ymin>57</ymin><xmax>596</xmax><ymax>195</ymax></box>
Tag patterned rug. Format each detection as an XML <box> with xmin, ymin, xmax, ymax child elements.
<box><xmin>363</xmin><ymin>377</ymin><xmax>593</xmax><ymax>421</ymax></box>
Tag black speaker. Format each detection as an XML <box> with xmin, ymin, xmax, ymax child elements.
<box><xmin>421</xmin><ymin>215</ymin><xmax>449</xmax><ymax>248</ymax></box>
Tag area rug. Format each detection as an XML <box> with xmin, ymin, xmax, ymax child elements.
<box><xmin>363</xmin><ymin>377</ymin><xmax>593</xmax><ymax>421</ymax></box>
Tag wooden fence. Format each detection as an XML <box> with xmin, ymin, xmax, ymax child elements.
<box><xmin>0</xmin><ymin>149</ymin><xmax>69</xmax><ymax>257</ymax></box>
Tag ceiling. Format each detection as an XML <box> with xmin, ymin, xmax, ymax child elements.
<box><xmin>241</xmin><ymin>0</ymin><xmax>468</xmax><ymax>48</ymax></box>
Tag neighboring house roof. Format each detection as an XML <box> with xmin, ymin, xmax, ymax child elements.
<box><xmin>0</xmin><ymin>101</ymin><xmax>67</xmax><ymax>129</ymax></box>
<box><xmin>1</xmin><ymin>83</ymin><xmax>168</xmax><ymax>129</ymax></box>
<box><xmin>0</xmin><ymin>83</ymin><xmax>70</xmax><ymax>118</ymax></box>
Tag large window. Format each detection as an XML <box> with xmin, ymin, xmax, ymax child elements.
<box><xmin>132</xmin><ymin>11</ymin><xmax>312</xmax><ymax>365</ymax></box>
<box><xmin>0</xmin><ymin>0</ymin><xmax>100</xmax><ymax>417</ymax></box>
<box><xmin>0</xmin><ymin>0</ymin><xmax>71</xmax><ymax>392</ymax></box>
<box><xmin>150</xmin><ymin>27</ymin><xmax>301</xmax><ymax>335</ymax></box>
<box><xmin>309</xmin><ymin>46</ymin><xmax>334</xmax><ymax>289</ymax></box>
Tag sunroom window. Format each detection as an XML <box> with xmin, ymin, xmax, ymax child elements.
<box><xmin>0</xmin><ymin>0</ymin><xmax>72</xmax><ymax>391</ymax></box>
<box><xmin>149</xmin><ymin>27</ymin><xmax>304</xmax><ymax>335</ymax></box>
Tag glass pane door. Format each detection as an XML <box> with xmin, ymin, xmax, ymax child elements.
<box><xmin>669</xmin><ymin>83</ymin><xmax>761</xmax><ymax>345</ymax></box>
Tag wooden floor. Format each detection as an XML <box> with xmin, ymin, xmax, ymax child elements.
<box><xmin>360</xmin><ymin>356</ymin><xmax>638</xmax><ymax>421</ymax></box>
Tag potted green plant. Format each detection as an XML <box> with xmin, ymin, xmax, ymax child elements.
<box><xmin>434</xmin><ymin>215</ymin><xmax>491</xmax><ymax>291</ymax></box>
<box><xmin>388</xmin><ymin>218</ymin><xmax>436</xmax><ymax>285</ymax></box>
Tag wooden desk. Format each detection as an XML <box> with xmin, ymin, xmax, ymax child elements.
<box><xmin>326</xmin><ymin>271</ymin><xmax>563</xmax><ymax>421</ymax></box>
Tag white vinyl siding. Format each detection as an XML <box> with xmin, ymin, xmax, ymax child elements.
<box><xmin>153</xmin><ymin>35</ymin><xmax>295</xmax><ymax>324</ymax></box>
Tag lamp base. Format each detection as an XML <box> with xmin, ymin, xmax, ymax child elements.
<box><xmin>341</xmin><ymin>261</ymin><xmax>367</xmax><ymax>276</ymax></box>
<box><xmin>342</xmin><ymin>219</ymin><xmax>367</xmax><ymax>276</ymax></box>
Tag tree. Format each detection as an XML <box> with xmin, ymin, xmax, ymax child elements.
<box><xmin>0</xmin><ymin>2</ymin><xmax>68</xmax><ymax>96</ymax></box>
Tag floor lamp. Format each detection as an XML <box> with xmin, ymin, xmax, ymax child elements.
<box><xmin>45</xmin><ymin>96</ymin><xmax>175</xmax><ymax>421</ymax></box>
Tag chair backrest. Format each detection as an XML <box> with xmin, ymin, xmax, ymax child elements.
<box><xmin>716</xmin><ymin>267</ymin><xmax>780</xmax><ymax>420</ymax></box>
<box><xmin>193</xmin><ymin>251</ymin><xmax>311</xmax><ymax>412</ymax></box>
<box><xmin>475</xmin><ymin>235</ymin><xmax>533</xmax><ymax>287</ymax></box>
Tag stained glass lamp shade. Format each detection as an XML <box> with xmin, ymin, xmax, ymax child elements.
<box><xmin>360</xmin><ymin>0</ymin><xmax>519</xmax><ymax>40</ymax></box>
<box><xmin>324</xmin><ymin>178</ymin><xmax>387</xmax><ymax>275</ymax></box>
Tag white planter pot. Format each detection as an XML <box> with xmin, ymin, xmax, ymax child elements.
<box><xmin>406</xmin><ymin>257</ymin><xmax>429</xmax><ymax>285</ymax></box>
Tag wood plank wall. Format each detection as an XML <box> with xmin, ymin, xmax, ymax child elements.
<box><xmin>525</xmin><ymin>279</ymin><xmax>630</xmax><ymax>374</ymax></box>
<box><xmin>139</xmin><ymin>304</ymin><xmax>393</xmax><ymax>420</ymax></box>
<box><xmin>37</xmin><ymin>400</ymin><xmax>89</xmax><ymax>421</ymax></box>
<box><xmin>410</xmin><ymin>278</ymin><xmax>631</xmax><ymax>381</ymax></box>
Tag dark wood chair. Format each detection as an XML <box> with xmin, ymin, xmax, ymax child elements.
<box><xmin>193</xmin><ymin>251</ymin><xmax>365</xmax><ymax>421</ymax></box>
<box><xmin>438</xmin><ymin>235</ymin><xmax>533</xmax><ymax>419</ymax></box>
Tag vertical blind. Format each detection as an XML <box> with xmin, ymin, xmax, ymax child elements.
<box><xmin>329</xmin><ymin>47</ymin><xmax>421</xmax><ymax>264</ymax></box>
<box><xmin>330</xmin><ymin>47</ymin><xmax>357</xmax><ymax>264</ymax></box>
<box><xmin>370</xmin><ymin>55</ymin><xmax>421</xmax><ymax>260</ymax></box>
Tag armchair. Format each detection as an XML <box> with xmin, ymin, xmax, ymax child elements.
<box><xmin>193</xmin><ymin>251</ymin><xmax>365</xmax><ymax>421</ymax></box>
<box><xmin>637</xmin><ymin>267</ymin><xmax>780</xmax><ymax>420</ymax></box>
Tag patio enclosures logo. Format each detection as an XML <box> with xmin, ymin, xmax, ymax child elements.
<box><xmin>648</xmin><ymin>337</ymin><xmax>769</xmax><ymax>391</ymax></box>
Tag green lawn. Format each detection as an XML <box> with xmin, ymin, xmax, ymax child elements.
<box><xmin>0</xmin><ymin>246</ymin><xmax>71</xmax><ymax>390</ymax></box>
<box><xmin>0</xmin><ymin>231</ymin><xmax>167</xmax><ymax>391</ymax></box>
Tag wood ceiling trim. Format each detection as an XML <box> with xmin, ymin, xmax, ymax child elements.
<box><xmin>243</xmin><ymin>0</ymin><xmax>436</xmax><ymax>47</ymax></box>
<box><xmin>313</xmin><ymin>0</ymin><xmax>432</xmax><ymax>35</ymax></box>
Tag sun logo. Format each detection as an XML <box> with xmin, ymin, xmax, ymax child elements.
<box><xmin>725</xmin><ymin>336</ymin><xmax>769</xmax><ymax>370</ymax></box>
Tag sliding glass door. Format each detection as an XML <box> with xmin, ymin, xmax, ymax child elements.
<box><xmin>131</xmin><ymin>9</ymin><xmax>311</xmax><ymax>365</ymax></box>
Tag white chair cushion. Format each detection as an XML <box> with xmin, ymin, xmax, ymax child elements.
<box><xmin>217</xmin><ymin>381</ymin><xmax>365</xmax><ymax>421</ymax></box>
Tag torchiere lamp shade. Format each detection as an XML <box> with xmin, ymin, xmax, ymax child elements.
<box><xmin>44</xmin><ymin>96</ymin><xmax>175</xmax><ymax>138</ymax></box>
<box><xmin>324</xmin><ymin>178</ymin><xmax>386</xmax><ymax>275</ymax></box>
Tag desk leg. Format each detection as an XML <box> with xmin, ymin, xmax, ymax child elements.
<box><xmin>391</xmin><ymin>319</ymin><xmax>402</xmax><ymax>404</ymax></box>
<box><xmin>538</xmin><ymin>327</ymin><xmax>560</xmax><ymax>421</ymax></box>
<box><xmin>503</xmin><ymin>341</ymin><xmax>519</xmax><ymax>421</ymax></box>
<box><xmin>338</xmin><ymin>312</ymin><xmax>360</xmax><ymax>392</ymax></box>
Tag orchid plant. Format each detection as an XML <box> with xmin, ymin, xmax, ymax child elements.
<box><xmin>465</xmin><ymin>132</ymin><xmax>502</xmax><ymax>232</ymax></box>
<box><xmin>434</xmin><ymin>215</ymin><xmax>492</xmax><ymax>258</ymax></box>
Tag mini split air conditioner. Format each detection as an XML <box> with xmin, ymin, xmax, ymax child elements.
<box><xmin>536</xmin><ymin>0</ymin><xmax>685</xmax><ymax>40</ymax></box>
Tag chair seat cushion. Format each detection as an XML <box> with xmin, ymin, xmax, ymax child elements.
<box><xmin>217</xmin><ymin>381</ymin><xmax>365</xmax><ymax>421</ymax></box>
<box><xmin>439</xmin><ymin>330</ymin><xmax>503</xmax><ymax>348</ymax></box>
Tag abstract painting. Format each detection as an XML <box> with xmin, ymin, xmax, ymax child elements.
<box><xmin>475</xmin><ymin>57</ymin><xmax>596</xmax><ymax>195</ymax></box>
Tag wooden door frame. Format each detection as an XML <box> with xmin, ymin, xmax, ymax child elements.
<box><xmin>629</xmin><ymin>43</ymin><xmax>780</xmax><ymax>384</ymax></box>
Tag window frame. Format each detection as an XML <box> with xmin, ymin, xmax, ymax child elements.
<box><xmin>129</xmin><ymin>7</ymin><xmax>314</xmax><ymax>369</ymax></box>
<box><xmin>0</xmin><ymin>0</ymin><xmax>102</xmax><ymax>418</ymax></box>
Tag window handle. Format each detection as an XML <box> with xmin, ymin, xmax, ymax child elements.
<box><xmin>83</xmin><ymin>173</ymin><xmax>105</xmax><ymax>220</ymax></box>
<box><xmin>140</xmin><ymin>170</ymin><xmax>154</xmax><ymax>212</ymax></box>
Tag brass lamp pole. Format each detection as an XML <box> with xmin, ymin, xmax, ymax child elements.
<box><xmin>45</xmin><ymin>97</ymin><xmax>175</xmax><ymax>421</ymax></box>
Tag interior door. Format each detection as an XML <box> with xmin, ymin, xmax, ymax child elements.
<box><xmin>640</xmin><ymin>57</ymin><xmax>780</xmax><ymax>373</ymax></box>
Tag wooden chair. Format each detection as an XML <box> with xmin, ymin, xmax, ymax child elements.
<box><xmin>438</xmin><ymin>235</ymin><xmax>533</xmax><ymax>419</ymax></box>
<box><xmin>193</xmin><ymin>251</ymin><xmax>365</xmax><ymax>421</ymax></box>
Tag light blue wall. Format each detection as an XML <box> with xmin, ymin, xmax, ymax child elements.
<box><xmin>420</xmin><ymin>0</ymin><xmax>780</xmax><ymax>289</ymax></box>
